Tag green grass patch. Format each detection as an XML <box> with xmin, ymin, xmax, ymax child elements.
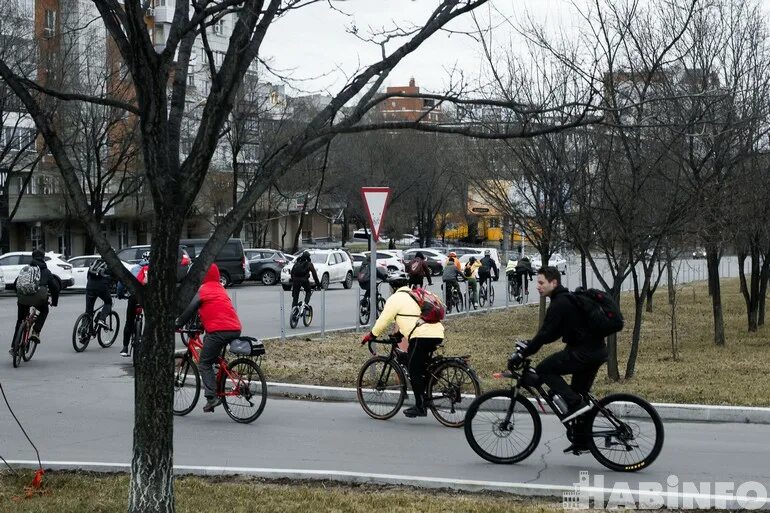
<box><xmin>262</xmin><ymin>278</ymin><xmax>770</xmax><ymax>406</ymax></box>
<box><xmin>0</xmin><ymin>471</ymin><xmax>562</xmax><ymax>513</ymax></box>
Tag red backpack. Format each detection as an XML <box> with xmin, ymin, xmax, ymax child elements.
<box><xmin>399</xmin><ymin>288</ymin><xmax>446</xmax><ymax>337</ymax></box>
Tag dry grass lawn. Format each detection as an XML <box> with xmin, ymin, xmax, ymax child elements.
<box><xmin>0</xmin><ymin>472</ymin><xmax>563</xmax><ymax>513</ymax></box>
<box><xmin>262</xmin><ymin>278</ymin><xmax>770</xmax><ymax>406</ymax></box>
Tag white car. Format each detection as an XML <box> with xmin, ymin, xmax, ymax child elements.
<box><xmin>281</xmin><ymin>249</ymin><xmax>354</xmax><ymax>290</ymax></box>
<box><xmin>530</xmin><ymin>252</ymin><xmax>568</xmax><ymax>275</ymax></box>
<box><xmin>394</xmin><ymin>234</ymin><xmax>418</xmax><ymax>246</ymax></box>
<box><xmin>0</xmin><ymin>268</ymin><xmax>4</xmax><ymax>290</ymax></box>
<box><xmin>449</xmin><ymin>247</ymin><xmax>502</xmax><ymax>274</ymax></box>
<box><xmin>67</xmin><ymin>255</ymin><xmax>133</xmax><ymax>290</ymax></box>
<box><xmin>363</xmin><ymin>250</ymin><xmax>405</xmax><ymax>273</ymax></box>
<box><xmin>0</xmin><ymin>251</ymin><xmax>74</xmax><ymax>290</ymax></box>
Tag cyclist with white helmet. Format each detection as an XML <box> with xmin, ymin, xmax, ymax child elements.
<box><xmin>361</xmin><ymin>271</ymin><xmax>444</xmax><ymax>418</ymax></box>
<box><xmin>478</xmin><ymin>249</ymin><xmax>499</xmax><ymax>292</ymax></box>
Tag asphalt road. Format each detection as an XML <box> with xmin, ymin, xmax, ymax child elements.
<box><xmin>1</xmin><ymin>372</ymin><xmax>768</xmax><ymax>505</ymax></box>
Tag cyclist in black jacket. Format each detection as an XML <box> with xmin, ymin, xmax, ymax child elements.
<box><xmin>508</xmin><ymin>266</ymin><xmax>607</xmax><ymax>452</ymax></box>
<box><xmin>290</xmin><ymin>251</ymin><xmax>321</xmax><ymax>308</ymax></box>
<box><xmin>478</xmin><ymin>249</ymin><xmax>499</xmax><ymax>291</ymax></box>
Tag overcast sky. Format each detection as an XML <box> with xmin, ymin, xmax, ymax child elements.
<box><xmin>260</xmin><ymin>0</ymin><xmax>573</xmax><ymax>95</ymax></box>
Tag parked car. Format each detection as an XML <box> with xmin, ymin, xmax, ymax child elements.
<box><xmin>393</xmin><ymin>234</ymin><xmax>418</xmax><ymax>246</ymax></box>
<box><xmin>245</xmin><ymin>248</ymin><xmax>290</xmax><ymax>286</ymax></box>
<box><xmin>180</xmin><ymin>238</ymin><xmax>248</xmax><ymax>287</ymax></box>
<box><xmin>0</xmin><ymin>251</ymin><xmax>74</xmax><ymax>290</ymax></box>
<box><xmin>692</xmin><ymin>247</ymin><xmax>707</xmax><ymax>259</ymax></box>
<box><xmin>530</xmin><ymin>252</ymin><xmax>568</xmax><ymax>275</ymax></box>
<box><xmin>116</xmin><ymin>244</ymin><xmax>192</xmax><ymax>283</ymax></box>
<box><xmin>362</xmin><ymin>250</ymin><xmax>405</xmax><ymax>273</ymax></box>
<box><xmin>0</xmin><ymin>268</ymin><xmax>5</xmax><ymax>290</ymax></box>
<box><xmin>281</xmin><ymin>249</ymin><xmax>354</xmax><ymax>290</ymax></box>
<box><xmin>449</xmin><ymin>247</ymin><xmax>502</xmax><ymax>276</ymax></box>
<box><xmin>351</xmin><ymin>252</ymin><xmax>367</xmax><ymax>274</ymax></box>
<box><xmin>403</xmin><ymin>248</ymin><xmax>446</xmax><ymax>276</ymax></box>
<box><xmin>67</xmin><ymin>255</ymin><xmax>133</xmax><ymax>290</ymax></box>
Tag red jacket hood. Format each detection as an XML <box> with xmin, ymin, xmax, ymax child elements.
<box><xmin>204</xmin><ymin>264</ymin><xmax>220</xmax><ymax>284</ymax></box>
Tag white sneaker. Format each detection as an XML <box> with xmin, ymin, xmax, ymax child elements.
<box><xmin>120</xmin><ymin>347</ymin><xmax>130</xmax><ymax>357</ymax></box>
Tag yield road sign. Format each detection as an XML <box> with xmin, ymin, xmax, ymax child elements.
<box><xmin>360</xmin><ymin>187</ymin><xmax>391</xmax><ymax>242</ymax></box>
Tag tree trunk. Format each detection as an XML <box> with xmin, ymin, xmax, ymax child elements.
<box><xmin>759</xmin><ymin>252</ymin><xmax>770</xmax><ymax>327</ymax></box>
<box><xmin>605</xmin><ymin>286</ymin><xmax>623</xmax><ymax>382</ymax></box>
<box><xmin>738</xmin><ymin>249</ymin><xmax>761</xmax><ymax>332</ymax></box>
<box><xmin>706</xmin><ymin>247</ymin><xmax>725</xmax><ymax>345</ymax></box>
<box><xmin>646</xmin><ymin>288</ymin><xmax>654</xmax><ymax>313</ymax></box>
<box><xmin>667</xmin><ymin>249</ymin><xmax>675</xmax><ymax>305</ymax></box>
<box><xmin>128</xmin><ymin>216</ymin><xmax>182</xmax><ymax>513</ymax></box>
<box><xmin>626</xmin><ymin>271</ymin><xmax>650</xmax><ymax>380</ymax></box>
<box><xmin>580</xmin><ymin>250</ymin><xmax>588</xmax><ymax>289</ymax></box>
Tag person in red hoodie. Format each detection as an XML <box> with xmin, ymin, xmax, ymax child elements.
<box><xmin>176</xmin><ymin>263</ymin><xmax>242</xmax><ymax>412</ymax></box>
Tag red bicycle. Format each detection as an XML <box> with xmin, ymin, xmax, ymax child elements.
<box><xmin>173</xmin><ymin>329</ymin><xmax>267</xmax><ymax>423</ymax></box>
<box><xmin>11</xmin><ymin>307</ymin><xmax>40</xmax><ymax>368</ymax></box>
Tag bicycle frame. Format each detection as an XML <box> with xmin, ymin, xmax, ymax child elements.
<box><xmin>181</xmin><ymin>330</ymin><xmax>248</xmax><ymax>399</ymax></box>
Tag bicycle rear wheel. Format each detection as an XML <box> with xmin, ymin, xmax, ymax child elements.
<box><xmin>11</xmin><ymin>323</ymin><xmax>25</xmax><ymax>368</ymax></box>
<box><xmin>173</xmin><ymin>353</ymin><xmax>200</xmax><ymax>416</ymax></box>
<box><xmin>586</xmin><ymin>393</ymin><xmax>665</xmax><ymax>472</ymax></box>
<box><xmin>97</xmin><ymin>312</ymin><xmax>121</xmax><ymax>348</ymax></box>
<box><xmin>376</xmin><ymin>295</ymin><xmax>385</xmax><ymax>314</ymax></box>
<box><xmin>221</xmin><ymin>358</ymin><xmax>267</xmax><ymax>424</ymax></box>
<box><xmin>479</xmin><ymin>286</ymin><xmax>487</xmax><ymax>307</ymax></box>
<box><xmin>488</xmin><ymin>285</ymin><xmax>495</xmax><ymax>306</ymax></box>
<box><xmin>356</xmin><ymin>356</ymin><xmax>407</xmax><ymax>420</ymax></box>
<box><xmin>464</xmin><ymin>389</ymin><xmax>542</xmax><ymax>464</ymax></box>
<box><xmin>302</xmin><ymin>304</ymin><xmax>313</xmax><ymax>327</ymax></box>
<box><xmin>22</xmin><ymin>326</ymin><xmax>36</xmax><ymax>362</ymax></box>
<box><xmin>72</xmin><ymin>313</ymin><xmax>91</xmax><ymax>352</ymax></box>
<box><xmin>131</xmin><ymin>316</ymin><xmax>143</xmax><ymax>367</ymax></box>
<box><xmin>359</xmin><ymin>300</ymin><xmax>370</xmax><ymax>325</ymax></box>
<box><xmin>427</xmin><ymin>361</ymin><xmax>481</xmax><ymax>428</ymax></box>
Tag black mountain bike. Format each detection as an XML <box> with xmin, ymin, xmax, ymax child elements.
<box><xmin>359</xmin><ymin>281</ymin><xmax>386</xmax><ymax>325</ymax></box>
<box><xmin>357</xmin><ymin>335</ymin><xmax>481</xmax><ymax>427</ymax></box>
<box><xmin>442</xmin><ymin>282</ymin><xmax>464</xmax><ymax>313</ymax></box>
<box><xmin>479</xmin><ymin>278</ymin><xmax>495</xmax><ymax>307</ymax></box>
<box><xmin>507</xmin><ymin>273</ymin><xmax>529</xmax><ymax>304</ymax></box>
<box><xmin>72</xmin><ymin>301</ymin><xmax>120</xmax><ymax>352</ymax></box>
<box><xmin>464</xmin><ymin>348</ymin><xmax>664</xmax><ymax>472</ymax></box>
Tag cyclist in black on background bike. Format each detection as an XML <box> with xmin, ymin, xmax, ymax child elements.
<box><xmin>442</xmin><ymin>252</ymin><xmax>463</xmax><ymax>311</ymax></box>
<box><xmin>478</xmin><ymin>249</ymin><xmax>499</xmax><ymax>291</ymax></box>
<box><xmin>507</xmin><ymin>265</ymin><xmax>607</xmax><ymax>453</ymax></box>
<box><xmin>14</xmin><ymin>249</ymin><xmax>60</xmax><ymax>347</ymax></box>
<box><xmin>291</xmin><ymin>251</ymin><xmax>321</xmax><ymax>308</ymax></box>
<box><xmin>85</xmin><ymin>257</ymin><xmax>114</xmax><ymax>330</ymax></box>
<box><xmin>116</xmin><ymin>251</ymin><xmax>149</xmax><ymax>357</ymax></box>
<box><xmin>507</xmin><ymin>255</ymin><xmax>534</xmax><ymax>301</ymax></box>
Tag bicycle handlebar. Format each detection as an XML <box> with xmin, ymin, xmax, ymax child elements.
<box><xmin>366</xmin><ymin>335</ymin><xmax>402</xmax><ymax>355</ymax></box>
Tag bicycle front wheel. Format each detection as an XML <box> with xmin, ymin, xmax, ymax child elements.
<box><xmin>11</xmin><ymin>323</ymin><xmax>25</xmax><ymax>368</ymax></box>
<box><xmin>587</xmin><ymin>393</ymin><xmax>664</xmax><ymax>472</ymax></box>
<box><xmin>173</xmin><ymin>353</ymin><xmax>200</xmax><ymax>416</ymax></box>
<box><xmin>464</xmin><ymin>389</ymin><xmax>542</xmax><ymax>464</ymax></box>
<box><xmin>289</xmin><ymin>309</ymin><xmax>299</xmax><ymax>329</ymax></box>
<box><xmin>97</xmin><ymin>312</ymin><xmax>121</xmax><ymax>348</ymax></box>
<box><xmin>356</xmin><ymin>356</ymin><xmax>407</xmax><ymax>420</ymax></box>
<box><xmin>22</xmin><ymin>327</ymin><xmax>36</xmax><ymax>362</ymax></box>
<box><xmin>131</xmin><ymin>316</ymin><xmax>143</xmax><ymax>367</ymax></box>
<box><xmin>488</xmin><ymin>285</ymin><xmax>495</xmax><ymax>306</ymax></box>
<box><xmin>221</xmin><ymin>358</ymin><xmax>267</xmax><ymax>424</ymax></box>
<box><xmin>427</xmin><ymin>361</ymin><xmax>481</xmax><ymax>428</ymax></box>
<box><xmin>72</xmin><ymin>313</ymin><xmax>91</xmax><ymax>352</ymax></box>
<box><xmin>359</xmin><ymin>301</ymin><xmax>370</xmax><ymax>325</ymax></box>
<box><xmin>302</xmin><ymin>305</ymin><xmax>313</xmax><ymax>327</ymax></box>
<box><xmin>479</xmin><ymin>287</ymin><xmax>487</xmax><ymax>307</ymax></box>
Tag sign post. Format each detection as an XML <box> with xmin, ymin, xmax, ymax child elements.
<box><xmin>361</xmin><ymin>187</ymin><xmax>391</xmax><ymax>329</ymax></box>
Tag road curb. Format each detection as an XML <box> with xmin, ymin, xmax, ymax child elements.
<box><xmin>265</xmin><ymin>382</ymin><xmax>770</xmax><ymax>425</ymax></box>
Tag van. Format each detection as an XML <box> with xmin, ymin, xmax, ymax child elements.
<box><xmin>180</xmin><ymin>238</ymin><xmax>248</xmax><ymax>287</ymax></box>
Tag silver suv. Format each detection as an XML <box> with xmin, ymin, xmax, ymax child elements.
<box><xmin>281</xmin><ymin>249</ymin><xmax>354</xmax><ymax>290</ymax></box>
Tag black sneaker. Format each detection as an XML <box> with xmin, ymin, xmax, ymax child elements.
<box><xmin>403</xmin><ymin>405</ymin><xmax>427</xmax><ymax>418</ymax></box>
<box><xmin>563</xmin><ymin>442</ymin><xmax>591</xmax><ymax>454</ymax></box>
<box><xmin>203</xmin><ymin>397</ymin><xmax>222</xmax><ymax>413</ymax></box>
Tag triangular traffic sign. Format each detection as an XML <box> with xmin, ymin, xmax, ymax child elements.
<box><xmin>360</xmin><ymin>187</ymin><xmax>391</xmax><ymax>242</ymax></box>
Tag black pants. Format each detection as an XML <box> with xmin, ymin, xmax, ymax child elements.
<box><xmin>291</xmin><ymin>280</ymin><xmax>312</xmax><ymax>307</ymax></box>
<box><xmin>407</xmin><ymin>337</ymin><xmax>443</xmax><ymax>409</ymax></box>
<box><xmin>16</xmin><ymin>302</ymin><xmax>49</xmax><ymax>341</ymax></box>
<box><xmin>123</xmin><ymin>296</ymin><xmax>140</xmax><ymax>348</ymax></box>
<box><xmin>535</xmin><ymin>348</ymin><xmax>606</xmax><ymax>406</ymax></box>
<box><xmin>444</xmin><ymin>280</ymin><xmax>460</xmax><ymax>307</ymax></box>
<box><xmin>200</xmin><ymin>330</ymin><xmax>241</xmax><ymax>399</ymax></box>
<box><xmin>86</xmin><ymin>287</ymin><xmax>112</xmax><ymax>322</ymax></box>
<box><xmin>479</xmin><ymin>272</ymin><xmax>492</xmax><ymax>289</ymax></box>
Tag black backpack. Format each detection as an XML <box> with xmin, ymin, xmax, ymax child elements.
<box><xmin>570</xmin><ymin>287</ymin><xmax>624</xmax><ymax>338</ymax></box>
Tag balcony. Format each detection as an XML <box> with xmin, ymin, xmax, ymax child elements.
<box><xmin>152</xmin><ymin>5</ymin><xmax>175</xmax><ymax>24</ymax></box>
<box><xmin>9</xmin><ymin>193</ymin><xmax>67</xmax><ymax>222</ymax></box>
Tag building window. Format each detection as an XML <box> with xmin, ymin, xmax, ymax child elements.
<box><xmin>212</xmin><ymin>18</ymin><xmax>225</xmax><ymax>35</ymax></box>
<box><xmin>213</xmin><ymin>51</ymin><xmax>225</xmax><ymax>67</ymax></box>
<box><xmin>44</xmin><ymin>9</ymin><xmax>56</xmax><ymax>38</ymax></box>
<box><xmin>30</xmin><ymin>225</ymin><xmax>42</xmax><ymax>249</ymax></box>
<box><xmin>187</xmin><ymin>71</ymin><xmax>195</xmax><ymax>87</ymax></box>
<box><xmin>1</xmin><ymin>126</ymin><xmax>35</xmax><ymax>151</ymax></box>
<box><xmin>0</xmin><ymin>170</ymin><xmax>7</xmax><ymax>192</ymax></box>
